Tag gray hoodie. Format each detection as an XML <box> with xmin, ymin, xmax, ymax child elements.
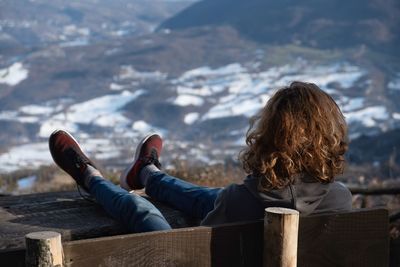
<box><xmin>201</xmin><ymin>175</ymin><xmax>352</xmax><ymax>225</ymax></box>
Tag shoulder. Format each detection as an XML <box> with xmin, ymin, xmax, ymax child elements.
<box><xmin>329</xmin><ymin>181</ymin><xmax>352</xmax><ymax>198</ymax></box>
<box><xmin>213</xmin><ymin>182</ymin><xmax>261</xmax><ymax>212</ymax></box>
<box><xmin>318</xmin><ymin>181</ymin><xmax>352</xmax><ymax>212</ymax></box>
<box><xmin>219</xmin><ymin>182</ymin><xmax>264</xmax><ymax>212</ymax></box>
<box><xmin>219</xmin><ymin>183</ymin><xmax>250</xmax><ymax>199</ymax></box>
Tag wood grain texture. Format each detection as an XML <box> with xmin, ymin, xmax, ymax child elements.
<box><xmin>0</xmin><ymin>191</ymin><xmax>197</xmax><ymax>252</ymax></box>
<box><xmin>61</xmin><ymin>209</ymin><xmax>389</xmax><ymax>267</ymax></box>
<box><xmin>63</xmin><ymin>227</ymin><xmax>212</xmax><ymax>267</ymax></box>
<box><xmin>0</xmin><ymin>191</ymin><xmax>390</xmax><ymax>267</ymax></box>
<box><xmin>63</xmin><ymin>221</ymin><xmax>265</xmax><ymax>267</ymax></box>
<box><xmin>0</xmin><ymin>191</ymin><xmax>125</xmax><ymax>252</ymax></box>
<box><xmin>298</xmin><ymin>208</ymin><xmax>389</xmax><ymax>267</ymax></box>
<box><xmin>264</xmin><ymin>208</ymin><xmax>299</xmax><ymax>267</ymax></box>
<box><xmin>25</xmin><ymin>231</ymin><xmax>63</xmax><ymax>267</ymax></box>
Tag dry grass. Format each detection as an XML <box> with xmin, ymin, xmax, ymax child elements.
<box><xmin>2</xmin><ymin>160</ymin><xmax>400</xmax><ymax>218</ymax></box>
<box><xmin>0</xmin><ymin>160</ymin><xmax>247</xmax><ymax>195</ymax></box>
<box><xmin>165</xmin><ymin>160</ymin><xmax>246</xmax><ymax>188</ymax></box>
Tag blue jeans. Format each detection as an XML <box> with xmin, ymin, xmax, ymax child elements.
<box><xmin>145</xmin><ymin>171</ymin><xmax>222</xmax><ymax>219</ymax></box>
<box><xmin>88</xmin><ymin>172</ymin><xmax>221</xmax><ymax>233</ymax></box>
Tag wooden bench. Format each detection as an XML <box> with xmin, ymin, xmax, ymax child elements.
<box><xmin>0</xmin><ymin>191</ymin><xmax>390</xmax><ymax>267</ymax></box>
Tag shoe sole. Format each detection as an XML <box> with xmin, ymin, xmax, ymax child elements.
<box><xmin>120</xmin><ymin>133</ymin><xmax>161</xmax><ymax>191</ymax></box>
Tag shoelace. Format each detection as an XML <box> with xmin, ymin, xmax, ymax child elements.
<box><xmin>65</xmin><ymin>148</ymin><xmax>95</xmax><ymax>202</ymax></box>
<box><xmin>143</xmin><ymin>149</ymin><xmax>162</xmax><ymax>169</ymax></box>
<box><xmin>65</xmin><ymin>148</ymin><xmax>90</xmax><ymax>172</ymax></box>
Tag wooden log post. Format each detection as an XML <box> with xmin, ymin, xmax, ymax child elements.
<box><xmin>25</xmin><ymin>231</ymin><xmax>63</xmax><ymax>267</ymax></box>
<box><xmin>263</xmin><ymin>207</ymin><xmax>299</xmax><ymax>267</ymax></box>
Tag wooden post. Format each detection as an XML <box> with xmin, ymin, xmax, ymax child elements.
<box><xmin>25</xmin><ymin>231</ymin><xmax>63</xmax><ymax>267</ymax></box>
<box><xmin>263</xmin><ymin>207</ymin><xmax>299</xmax><ymax>267</ymax></box>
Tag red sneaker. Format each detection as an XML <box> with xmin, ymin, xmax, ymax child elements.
<box><xmin>49</xmin><ymin>130</ymin><xmax>98</xmax><ymax>192</ymax></box>
<box><xmin>120</xmin><ymin>134</ymin><xmax>162</xmax><ymax>190</ymax></box>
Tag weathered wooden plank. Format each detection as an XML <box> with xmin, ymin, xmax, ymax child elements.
<box><xmin>0</xmin><ymin>190</ymin><xmax>390</xmax><ymax>267</ymax></box>
<box><xmin>63</xmin><ymin>222</ymin><xmax>266</xmax><ymax>267</ymax></box>
<box><xmin>60</xmin><ymin>208</ymin><xmax>389</xmax><ymax>267</ymax></box>
<box><xmin>63</xmin><ymin>227</ymin><xmax>212</xmax><ymax>267</ymax></box>
<box><xmin>0</xmin><ymin>201</ymin><xmax>125</xmax><ymax>251</ymax></box>
<box><xmin>0</xmin><ymin>190</ymin><xmax>197</xmax><ymax>253</ymax></box>
<box><xmin>0</xmin><ymin>191</ymin><xmax>81</xmax><ymax>207</ymax></box>
<box><xmin>347</xmin><ymin>185</ymin><xmax>400</xmax><ymax>195</ymax></box>
<box><xmin>208</xmin><ymin>208</ymin><xmax>389</xmax><ymax>267</ymax></box>
<box><xmin>298</xmin><ymin>208</ymin><xmax>389</xmax><ymax>267</ymax></box>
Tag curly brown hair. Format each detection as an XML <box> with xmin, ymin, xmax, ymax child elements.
<box><xmin>240</xmin><ymin>81</ymin><xmax>348</xmax><ymax>190</ymax></box>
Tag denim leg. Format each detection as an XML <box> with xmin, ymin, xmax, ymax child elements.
<box><xmin>145</xmin><ymin>172</ymin><xmax>222</xmax><ymax>220</ymax></box>
<box><xmin>88</xmin><ymin>176</ymin><xmax>171</xmax><ymax>233</ymax></box>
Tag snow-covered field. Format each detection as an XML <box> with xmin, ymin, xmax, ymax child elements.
<box><xmin>0</xmin><ymin>60</ymin><xmax>398</xmax><ymax>173</ymax></box>
<box><xmin>170</xmin><ymin>61</ymin><xmax>389</xmax><ymax>129</ymax></box>
<box><xmin>0</xmin><ymin>143</ymin><xmax>50</xmax><ymax>173</ymax></box>
<box><xmin>0</xmin><ymin>62</ymin><xmax>29</xmax><ymax>86</ymax></box>
<box><xmin>38</xmin><ymin>90</ymin><xmax>145</xmax><ymax>137</ymax></box>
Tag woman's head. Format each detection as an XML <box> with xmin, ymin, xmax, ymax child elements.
<box><xmin>240</xmin><ymin>81</ymin><xmax>348</xmax><ymax>190</ymax></box>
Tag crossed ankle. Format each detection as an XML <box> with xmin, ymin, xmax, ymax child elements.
<box><xmin>139</xmin><ymin>164</ymin><xmax>160</xmax><ymax>187</ymax></box>
<box><xmin>83</xmin><ymin>165</ymin><xmax>103</xmax><ymax>189</ymax></box>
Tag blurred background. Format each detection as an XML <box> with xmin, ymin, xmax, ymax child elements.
<box><xmin>0</xmin><ymin>0</ymin><xmax>399</xmax><ymax>214</ymax></box>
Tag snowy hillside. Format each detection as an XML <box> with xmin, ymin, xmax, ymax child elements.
<box><xmin>0</xmin><ymin>0</ymin><xmax>196</xmax><ymax>51</ymax></box>
<box><xmin>0</xmin><ymin>1</ymin><xmax>399</xmax><ymax>177</ymax></box>
<box><xmin>0</xmin><ymin>59</ymin><xmax>399</xmax><ymax>172</ymax></box>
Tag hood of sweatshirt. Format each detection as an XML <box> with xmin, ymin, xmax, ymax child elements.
<box><xmin>243</xmin><ymin>175</ymin><xmax>331</xmax><ymax>215</ymax></box>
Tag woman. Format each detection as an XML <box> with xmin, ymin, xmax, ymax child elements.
<box><xmin>49</xmin><ymin>81</ymin><xmax>352</xmax><ymax>233</ymax></box>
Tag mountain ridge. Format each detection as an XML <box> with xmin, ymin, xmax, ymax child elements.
<box><xmin>159</xmin><ymin>0</ymin><xmax>400</xmax><ymax>55</ymax></box>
